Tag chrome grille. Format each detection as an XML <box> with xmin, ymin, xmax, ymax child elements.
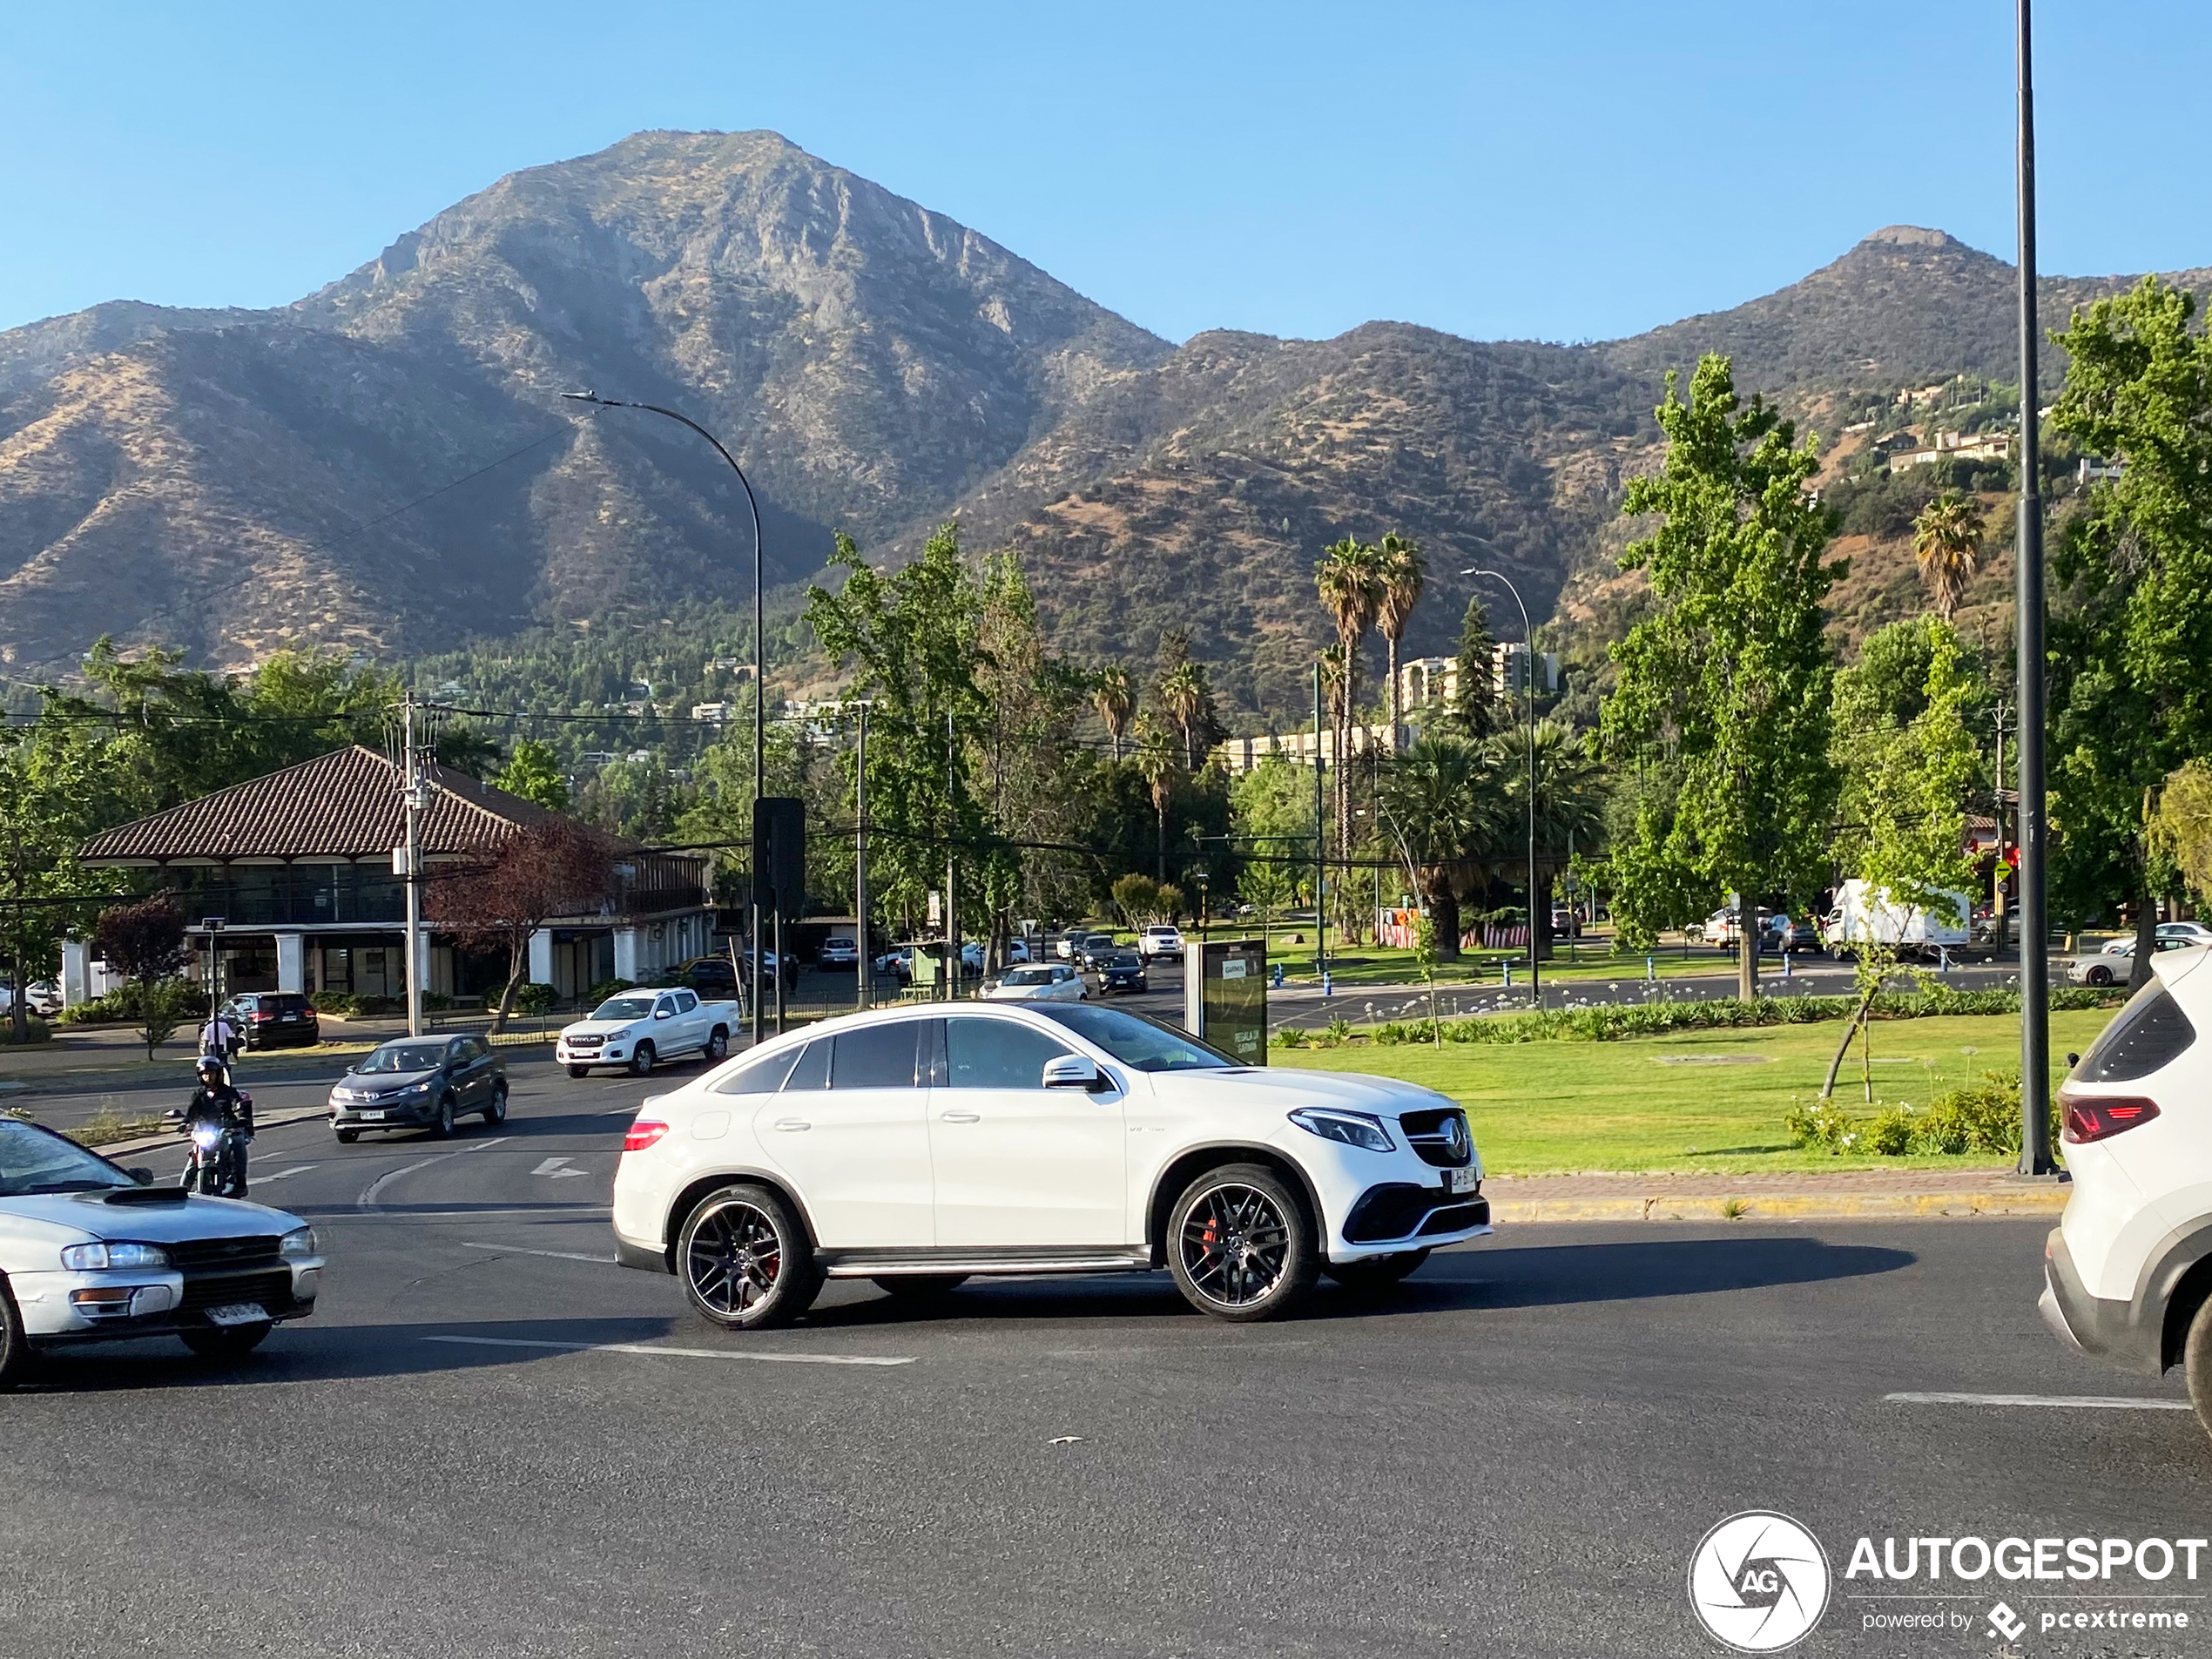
<box><xmin>1399</xmin><ymin>1107</ymin><xmax>1472</xmax><ymax>1168</ymax></box>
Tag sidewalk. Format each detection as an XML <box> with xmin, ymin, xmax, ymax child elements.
<box><xmin>1487</xmin><ymin>1166</ymin><xmax>2070</xmax><ymax>1224</ymax></box>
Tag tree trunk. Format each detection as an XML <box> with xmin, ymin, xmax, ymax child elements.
<box><xmin>1155</xmin><ymin>803</ymin><xmax>1167</xmax><ymax>884</ymax></box>
<box><xmin>2127</xmin><ymin>891</ymin><xmax>2159</xmax><ymax>992</ymax></box>
<box><xmin>1738</xmin><ymin>908</ymin><xmax>1758</xmax><ymax>1002</ymax></box>
<box><xmin>1426</xmin><ymin>878</ymin><xmax>1462</xmax><ymax>962</ymax></box>
<box><xmin>1534</xmin><ymin>871</ymin><xmax>1554</xmax><ymax>962</ymax></box>
<box><xmin>1386</xmin><ymin>637</ymin><xmax>1402</xmax><ymax>752</ymax></box>
<box><xmin>1819</xmin><ymin>979</ymin><xmax>1882</xmax><ymax>1099</ymax></box>
<box><xmin>489</xmin><ymin>936</ymin><xmax>528</xmax><ymax>1035</ymax></box>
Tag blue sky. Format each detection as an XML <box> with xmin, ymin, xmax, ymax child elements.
<box><xmin>3</xmin><ymin>3</ymin><xmax>2207</xmax><ymax>345</ymax></box>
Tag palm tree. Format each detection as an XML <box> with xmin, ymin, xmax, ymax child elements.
<box><xmin>1373</xmin><ymin>532</ymin><xmax>1426</xmax><ymax>752</ymax></box>
<box><xmin>1488</xmin><ymin>719</ymin><xmax>1608</xmax><ymax>955</ymax></box>
<box><xmin>1093</xmin><ymin>665</ymin><xmax>1134</xmax><ymax>761</ymax></box>
<box><xmin>1912</xmin><ymin>491</ymin><xmax>1986</xmax><ymax>623</ymax></box>
<box><xmin>1132</xmin><ymin>719</ymin><xmax>1181</xmax><ymax>882</ymax></box>
<box><xmin>1158</xmin><ymin>661</ymin><xmax>1205</xmax><ymax>770</ymax></box>
<box><xmin>1315</xmin><ymin>537</ymin><xmax>1384</xmax><ymax>867</ymax></box>
<box><xmin>1375</xmin><ymin>734</ymin><xmax>1505</xmax><ymax>961</ymax></box>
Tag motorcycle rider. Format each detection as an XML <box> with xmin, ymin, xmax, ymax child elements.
<box><xmin>181</xmin><ymin>1055</ymin><xmax>253</xmax><ymax>1197</ymax></box>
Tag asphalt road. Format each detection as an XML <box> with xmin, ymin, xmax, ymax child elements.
<box><xmin>3</xmin><ymin>1066</ymin><xmax>2205</xmax><ymax>1658</ymax></box>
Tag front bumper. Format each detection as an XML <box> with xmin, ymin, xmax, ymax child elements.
<box><xmin>17</xmin><ymin>1258</ymin><xmax>321</xmax><ymax>1345</ymax></box>
<box><xmin>556</xmin><ymin>1039</ymin><xmax>629</xmax><ymax>1068</ymax></box>
<box><xmin>330</xmin><ymin>1094</ymin><xmax>438</xmax><ymax>1128</ymax></box>
<box><xmin>1342</xmin><ymin>1184</ymin><xmax>1492</xmax><ymax>1252</ymax></box>
<box><xmin>2041</xmin><ymin>1226</ymin><xmax>2162</xmax><ymax>1376</ymax></box>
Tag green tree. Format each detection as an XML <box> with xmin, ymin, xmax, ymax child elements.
<box><xmin>1110</xmin><ymin>872</ymin><xmax>1163</xmax><ymax>926</ymax></box>
<box><xmin>1375</xmin><ymin>734</ymin><xmax>1504</xmax><ymax>961</ymax></box>
<box><xmin>1494</xmin><ymin>720</ymin><xmax>1609</xmax><ymax>960</ymax></box>
<box><xmin>2047</xmin><ymin>276</ymin><xmax>2212</xmax><ymax>986</ymax></box>
<box><xmin>1374</xmin><ymin>532</ymin><xmax>1426</xmax><ymax>751</ymax></box>
<box><xmin>1600</xmin><ymin>354</ymin><xmax>1843</xmax><ymax>1000</ymax></box>
<box><xmin>1132</xmin><ymin>719</ymin><xmax>1182</xmax><ymax>883</ymax></box>
<box><xmin>0</xmin><ymin>718</ymin><xmax>113</xmax><ymax>1040</ymax></box>
<box><xmin>491</xmin><ymin>738</ymin><xmax>571</xmax><ymax>812</ymax></box>
<box><xmin>1229</xmin><ymin>755</ymin><xmax>1312</xmax><ymax>924</ymax></box>
<box><xmin>1447</xmin><ymin>597</ymin><xmax>1498</xmax><ymax>740</ymax></box>
<box><xmin>1092</xmin><ymin>665</ymin><xmax>1134</xmax><ymax>762</ymax></box>
<box><xmin>1316</xmin><ymin>537</ymin><xmax>1384</xmax><ymax>863</ymax></box>
<box><xmin>1819</xmin><ymin>619</ymin><xmax>1981</xmax><ymax>1098</ymax></box>
<box><xmin>1911</xmin><ymin>491</ymin><xmax>1986</xmax><ymax>623</ymax></box>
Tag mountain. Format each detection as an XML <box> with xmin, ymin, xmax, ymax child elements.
<box><xmin>2</xmin><ymin>132</ymin><xmax>2205</xmax><ymax>716</ymax></box>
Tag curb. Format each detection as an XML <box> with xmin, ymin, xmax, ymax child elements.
<box><xmin>1492</xmin><ymin>1188</ymin><xmax>2070</xmax><ymax>1224</ymax></box>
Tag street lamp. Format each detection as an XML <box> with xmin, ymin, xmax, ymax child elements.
<box><xmin>562</xmin><ymin>390</ymin><xmax>768</xmax><ymax>1042</ymax></box>
<box><xmin>1463</xmin><ymin>566</ymin><xmax>1541</xmax><ymax>1008</ymax></box>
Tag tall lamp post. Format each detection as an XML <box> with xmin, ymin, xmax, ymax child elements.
<box><xmin>2013</xmin><ymin>0</ymin><xmax>2057</xmax><ymax>1176</ymax></box>
<box><xmin>562</xmin><ymin>391</ymin><xmax>767</xmax><ymax>1044</ymax></box>
<box><xmin>1465</xmin><ymin>567</ymin><xmax>1541</xmax><ymax>1008</ymax></box>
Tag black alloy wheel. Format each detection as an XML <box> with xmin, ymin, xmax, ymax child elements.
<box><xmin>0</xmin><ymin>1278</ymin><xmax>31</xmax><ymax>1386</ymax></box>
<box><xmin>1168</xmin><ymin>1163</ymin><xmax>1318</xmax><ymax>1322</ymax></box>
<box><xmin>484</xmin><ymin>1082</ymin><xmax>508</xmax><ymax>1124</ymax></box>
<box><xmin>630</xmin><ymin>1042</ymin><xmax>656</xmax><ymax>1078</ymax></box>
<box><xmin>705</xmin><ymin>1027</ymin><xmax>729</xmax><ymax>1062</ymax></box>
<box><xmin>678</xmin><ymin>1184</ymin><xmax>821</xmax><ymax>1330</ymax></box>
<box><xmin>567</xmin><ymin>1064</ymin><xmax>589</xmax><ymax>1079</ymax></box>
<box><xmin>435</xmin><ymin>1095</ymin><xmax>455</xmax><ymax>1138</ymax></box>
<box><xmin>334</xmin><ymin>1130</ymin><xmax>359</xmax><ymax>1144</ymax></box>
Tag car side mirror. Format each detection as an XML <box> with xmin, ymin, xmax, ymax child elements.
<box><xmin>655</xmin><ymin>1008</ymin><xmax>672</xmax><ymax>1020</ymax></box>
<box><xmin>127</xmin><ymin>1167</ymin><xmax>154</xmax><ymax>1186</ymax></box>
<box><xmin>1042</xmin><ymin>1055</ymin><xmax>1105</xmax><ymax>1091</ymax></box>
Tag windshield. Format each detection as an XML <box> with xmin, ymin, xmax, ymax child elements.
<box><xmin>1003</xmin><ymin>968</ymin><xmax>1054</xmax><ymax>985</ymax></box>
<box><xmin>357</xmin><ymin>1042</ymin><xmax>448</xmax><ymax>1075</ymax></box>
<box><xmin>0</xmin><ymin>1118</ymin><xmax>134</xmax><ymax>1197</ymax></box>
<box><xmin>594</xmin><ymin>995</ymin><xmax>659</xmax><ymax>1022</ymax></box>
<box><xmin>1031</xmin><ymin>1005</ymin><xmax>1236</xmax><ymax>1071</ymax></box>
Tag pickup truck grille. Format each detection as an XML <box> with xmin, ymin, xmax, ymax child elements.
<box><xmin>566</xmin><ymin>1034</ymin><xmax>604</xmax><ymax>1049</ymax></box>
<box><xmin>1399</xmin><ymin>1108</ymin><xmax>1473</xmax><ymax>1168</ymax></box>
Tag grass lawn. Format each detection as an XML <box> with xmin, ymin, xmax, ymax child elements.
<box><xmin>1278</xmin><ymin>1008</ymin><xmax>2117</xmax><ymax>1175</ymax></box>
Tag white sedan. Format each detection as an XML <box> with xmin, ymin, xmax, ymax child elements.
<box><xmin>610</xmin><ymin>1002</ymin><xmax>1490</xmax><ymax>1327</ymax></box>
<box><xmin>0</xmin><ymin>1116</ymin><xmax>324</xmax><ymax>1383</ymax></box>
<box><xmin>982</xmin><ymin>964</ymin><xmax>1087</xmax><ymax>1002</ymax></box>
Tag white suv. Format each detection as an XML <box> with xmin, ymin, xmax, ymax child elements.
<box><xmin>2041</xmin><ymin>946</ymin><xmax>2212</xmax><ymax>1436</ymax></box>
<box><xmin>1139</xmin><ymin>925</ymin><xmax>1185</xmax><ymax>961</ymax></box>
<box><xmin>610</xmin><ymin>1003</ymin><xmax>1489</xmax><ymax>1327</ymax></box>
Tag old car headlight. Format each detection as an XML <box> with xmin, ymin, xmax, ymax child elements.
<box><xmin>280</xmin><ymin>1226</ymin><xmax>318</xmax><ymax>1261</ymax></box>
<box><xmin>61</xmin><ymin>1241</ymin><xmax>171</xmax><ymax>1271</ymax></box>
<box><xmin>1288</xmin><ymin>1108</ymin><xmax>1393</xmax><ymax>1153</ymax></box>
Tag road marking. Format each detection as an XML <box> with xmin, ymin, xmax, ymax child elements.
<box><xmin>466</xmin><ymin>1136</ymin><xmax>509</xmax><ymax>1153</ymax></box>
<box><xmin>358</xmin><ymin>1157</ymin><xmax>451</xmax><ymax>1210</ymax></box>
<box><xmin>256</xmin><ymin>1165</ymin><xmax>316</xmax><ymax>1182</ymax></box>
<box><xmin>531</xmin><ymin>1156</ymin><xmax>589</xmax><ymax>1179</ymax></box>
<box><xmin>1886</xmin><ymin>1391</ymin><xmax>2193</xmax><ymax>1411</ymax></box>
<box><xmin>421</xmin><ymin>1335</ymin><xmax>914</xmax><ymax>1367</ymax></box>
<box><xmin>460</xmin><ymin>1241</ymin><xmax>617</xmax><ymax>1264</ymax></box>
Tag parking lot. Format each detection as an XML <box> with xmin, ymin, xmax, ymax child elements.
<box><xmin>3</xmin><ymin>1051</ymin><xmax>2205</xmax><ymax>1659</ymax></box>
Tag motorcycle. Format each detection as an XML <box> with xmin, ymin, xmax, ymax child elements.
<box><xmin>180</xmin><ymin>1120</ymin><xmax>246</xmax><ymax>1196</ymax></box>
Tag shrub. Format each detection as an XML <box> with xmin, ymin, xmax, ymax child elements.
<box><xmin>0</xmin><ymin>1015</ymin><xmax>51</xmax><ymax>1045</ymax></box>
<box><xmin>308</xmin><ymin>991</ymin><xmax>355</xmax><ymax>1015</ymax></box>
<box><xmin>1865</xmin><ymin>1103</ymin><xmax>1918</xmax><ymax>1157</ymax></box>
<box><xmin>1275</xmin><ymin>1026</ymin><xmax>1310</xmax><ymax>1049</ymax></box>
<box><xmin>350</xmin><ymin>995</ymin><xmax>396</xmax><ymax>1017</ymax></box>
<box><xmin>1916</xmin><ymin>1069</ymin><xmax>2031</xmax><ymax>1157</ymax></box>
<box><xmin>1785</xmin><ymin>1097</ymin><xmax>1862</xmax><ymax>1154</ymax></box>
<box><xmin>1372</xmin><ymin>1022</ymin><xmax>1409</xmax><ymax>1047</ymax></box>
<box><xmin>512</xmin><ymin>982</ymin><xmax>557</xmax><ymax>1016</ymax></box>
<box><xmin>57</xmin><ymin>980</ymin><xmax>206</xmax><ymax>1025</ymax></box>
<box><xmin>587</xmin><ymin>978</ymin><xmax>637</xmax><ymax>1007</ymax></box>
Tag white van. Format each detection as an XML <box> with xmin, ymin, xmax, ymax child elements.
<box><xmin>1823</xmin><ymin>880</ymin><xmax>1971</xmax><ymax>960</ymax></box>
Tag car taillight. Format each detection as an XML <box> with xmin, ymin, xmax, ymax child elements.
<box><xmin>252</xmin><ymin>1011</ymin><xmax>273</xmax><ymax>1022</ymax></box>
<box><xmin>2060</xmin><ymin>1092</ymin><xmax>2161</xmax><ymax>1144</ymax></box>
<box><xmin>624</xmin><ymin>1118</ymin><xmax>670</xmax><ymax>1152</ymax></box>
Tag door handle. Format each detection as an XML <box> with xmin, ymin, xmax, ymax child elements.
<box><xmin>938</xmin><ymin>1110</ymin><xmax>981</xmax><ymax>1123</ymax></box>
<box><xmin>772</xmin><ymin>1118</ymin><xmax>812</xmax><ymax>1132</ymax></box>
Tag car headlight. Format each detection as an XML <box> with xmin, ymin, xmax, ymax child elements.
<box><xmin>61</xmin><ymin>1240</ymin><xmax>171</xmax><ymax>1271</ymax></box>
<box><xmin>280</xmin><ymin>1226</ymin><xmax>318</xmax><ymax>1261</ymax></box>
<box><xmin>1288</xmin><ymin>1108</ymin><xmax>1393</xmax><ymax>1153</ymax></box>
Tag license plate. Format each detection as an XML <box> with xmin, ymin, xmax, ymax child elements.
<box><xmin>362</xmin><ymin>1109</ymin><xmax>387</xmax><ymax>1122</ymax></box>
<box><xmin>206</xmin><ymin>1303</ymin><xmax>266</xmax><ymax>1326</ymax></box>
<box><xmin>1443</xmin><ymin>1167</ymin><xmax>1480</xmax><ymax>1194</ymax></box>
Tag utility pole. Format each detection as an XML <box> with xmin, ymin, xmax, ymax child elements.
<box><xmin>854</xmin><ymin>702</ymin><xmax>870</xmax><ymax>1009</ymax></box>
<box><xmin>2015</xmin><ymin>0</ymin><xmax>2057</xmax><ymax>1177</ymax></box>
<box><xmin>1465</xmin><ymin>568</ymin><xmax>1540</xmax><ymax>1007</ymax></box>
<box><xmin>401</xmin><ymin>693</ymin><xmax>425</xmax><ymax>1039</ymax></box>
<box><xmin>945</xmin><ymin>710</ymin><xmax>959</xmax><ymax>1003</ymax></box>
<box><xmin>1312</xmin><ymin>660</ymin><xmax>1326</xmax><ymax>992</ymax></box>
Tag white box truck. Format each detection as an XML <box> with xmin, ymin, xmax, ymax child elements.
<box><xmin>1824</xmin><ymin>880</ymin><xmax>1973</xmax><ymax>961</ymax></box>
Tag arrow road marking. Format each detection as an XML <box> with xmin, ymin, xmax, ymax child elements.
<box><xmin>1886</xmin><ymin>1392</ymin><xmax>2192</xmax><ymax>1410</ymax></box>
<box><xmin>531</xmin><ymin>1156</ymin><xmax>589</xmax><ymax>1179</ymax></box>
<box><xmin>421</xmin><ymin>1335</ymin><xmax>914</xmax><ymax>1367</ymax></box>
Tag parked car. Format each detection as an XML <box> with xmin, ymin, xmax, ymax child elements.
<box><xmin>818</xmin><ymin>935</ymin><xmax>860</xmax><ymax>968</ymax></box>
<box><xmin>329</xmin><ymin>1035</ymin><xmax>508</xmax><ymax>1141</ymax></box>
<box><xmin>609</xmin><ymin>1001</ymin><xmax>1491</xmax><ymax>1328</ymax></box>
<box><xmin>557</xmin><ymin>988</ymin><xmax>738</xmax><ymax>1078</ymax></box>
<box><xmin>1073</xmin><ymin>932</ymin><xmax>1120</xmax><ymax>969</ymax></box>
<box><xmin>2065</xmin><ymin>936</ymin><xmax>2191</xmax><ymax>986</ymax></box>
<box><xmin>2159</xmin><ymin>921</ymin><xmax>2212</xmax><ymax>948</ymax></box>
<box><xmin>221</xmin><ymin>992</ymin><xmax>320</xmax><ymax>1050</ymax></box>
<box><xmin>670</xmin><ymin>956</ymin><xmax>742</xmax><ymax>997</ymax></box>
<box><xmin>1548</xmin><ymin>907</ymin><xmax>1583</xmax><ymax>939</ymax></box>
<box><xmin>24</xmin><ymin>981</ymin><xmax>63</xmax><ymax>1018</ymax></box>
<box><xmin>1138</xmin><ymin>926</ymin><xmax>1185</xmax><ymax>961</ymax></box>
<box><xmin>1092</xmin><ymin>948</ymin><xmax>1149</xmax><ymax>994</ymax></box>
<box><xmin>2040</xmin><ymin>946</ymin><xmax>2212</xmax><ymax>1443</ymax></box>
<box><xmin>0</xmin><ymin>1116</ymin><xmax>324</xmax><ymax>1382</ymax></box>
<box><xmin>875</xmin><ymin>945</ymin><xmax>915</xmax><ymax>983</ymax></box>
<box><xmin>982</xmin><ymin>963</ymin><xmax>1087</xmax><ymax>1002</ymax></box>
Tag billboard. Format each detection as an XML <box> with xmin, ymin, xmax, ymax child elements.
<box><xmin>1184</xmin><ymin>937</ymin><xmax>1266</xmax><ymax>1064</ymax></box>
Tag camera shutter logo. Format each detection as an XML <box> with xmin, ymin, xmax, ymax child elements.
<box><xmin>1688</xmin><ymin>1511</ymin><xmax>1831</xmax><ymax>1652</ymax></box>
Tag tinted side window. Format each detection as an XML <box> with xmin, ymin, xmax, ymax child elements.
<box><xmin>781</xmin><ymin>1038</ymin><xmax>831</xmax><ymax>1092</ymax></box>
<box><xmin>832</xmin><ymin>1023</ymin><xmax>920</xmax><ymax>1089</ymax></box>
<box><xmin>447</xmin><ymin>1040</ymin><xmax>469</xmax><ymax>1065</ymax></box>
<box><xmin>677</xmin><ymin>990</ymin><xmax>698</xmax><ymax>1013</ymax></box>
<box><xmin>711</xmin><ymin>1045</ymin><xmax>801</xmax><ymax>1096</ymax></box>
<box><xmin>945</xmin><ymin>1019</ymin><xmax>1075</xmax><ymax>1089</ymax></box>
<box><xmin>2077</xmin><ymin>985</ymin><xmax>2198</xmax><ymax>1083</ymax></box>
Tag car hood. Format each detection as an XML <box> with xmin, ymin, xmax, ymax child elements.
<box><xmin>1146</xmin><ymin>1066</ymin><xmax>1457</xmax><ymax>1121</ymax></box>
<box><xmin>339</xmin><ymin>1066</ymin><xmax>442</xmax><ymax>1092</ymax></box>
<box><xmin>2</xmin><ymin>1189</ymin><xmax>302</xmax><ymax>1242</ymax></box>
<box><xmin>562</xmin><ymin>1019</ymin><xmax>642</xmax><ymax>1040</ymax></box>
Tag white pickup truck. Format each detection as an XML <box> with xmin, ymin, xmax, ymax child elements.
<box><xmin>556</xmin><ymin>988</ymin><xmax>739</xmax><ymax>1078</ymax></box>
